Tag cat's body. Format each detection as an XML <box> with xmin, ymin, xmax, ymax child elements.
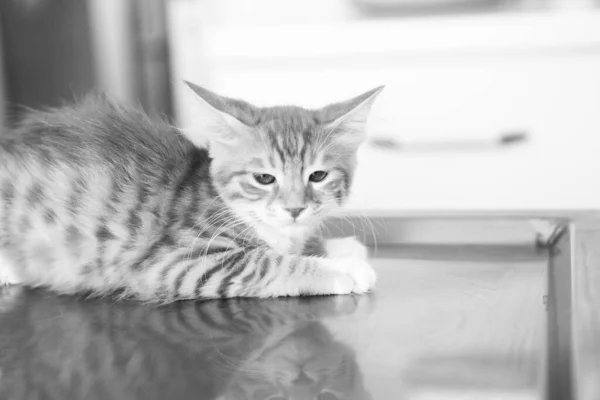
<box><xmin>0</xmin><ymin>83</ymin><xmax>381</xmax><ymax>301</ymax></box>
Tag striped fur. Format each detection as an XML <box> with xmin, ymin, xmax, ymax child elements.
<box><xmin>0</xmin><ymin>83</ymin><xmax>382</xmax><ymax>301</ymax></box>
<box><xmin>0</xmin><ymin>286</ymin><xmax>373</xmax><ymax>400</ymax></box>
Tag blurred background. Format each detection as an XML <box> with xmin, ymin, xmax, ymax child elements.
<box><xmin>1</xmin><ymin>0</ymin><xmax>599</xmax><ymax>217</ymax></box>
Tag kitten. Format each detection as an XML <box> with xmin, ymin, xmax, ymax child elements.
<box><xmin>0</xmin><ymin>82</ymin><xmax>382</xmax><ymax>301</ymax></box>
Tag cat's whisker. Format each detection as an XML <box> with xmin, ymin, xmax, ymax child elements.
<box><xmin>201</xmin><ymin>218</ymin><xmax>249</xmax><ymax>261</ymax></box>
<box><xmin>220</xmin><ymin>217</ymin><xmax>259</xmax><ymax>256</ymax></box>
<box><xmin>188</xmin><ymin>190</ymin><xmax>236</xmax><ymax>231</ymax></box>
<box><xmin>186</xmin><ymin>199</ymin><xmax>239</xmax><ymax>242</ymax></box>
<box><xmin>182</xmin><ymin>208</ymin><xmax>235</xmax><ymax>262</ymax></box>
<box><xmin>355</xmin><ymin>211</ymin><xmax>379</xmax><ymax>252</ymax></box>
<box><xmin>329</xmin><ymin>208</ymin><xmax>378</xmax><ymax>252</ymax></box>
<box><xmin>187</xmin><ymin>207</ymin><xmax>232</xmax><ymax>244</ymax></box>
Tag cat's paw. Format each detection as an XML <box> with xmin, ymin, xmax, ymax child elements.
<box><xmin>323</xmin><ymin>257</ymin><xmax>377</xmax><ymax>294</ymax></box>
<box><xmin>325</xmin><ymin>237</ymin><xmax>368</xmax><ymax>261</ymax></box>
<box><xmin>0</xmin><ymin>257</ymin><xmax>20</xmax><ymax>287</ymax></box>
<box><xmin>331</xmin><ymin>291</ymin><xmax>376</xmax><ymax>315</ymax></box>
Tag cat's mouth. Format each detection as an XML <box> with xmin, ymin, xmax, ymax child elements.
<box><xmin>280</xmin><ymin>221</ymin><xmax>306</xmax><ymax>231</ymax></box>
<box><xmin>285</xmin><ymin>218</ymin><xmax>313</xmax><ymax>228</ymax></box>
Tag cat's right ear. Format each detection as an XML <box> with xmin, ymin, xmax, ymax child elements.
<box><xmin>318</xmin><ymin>86</ymin><xmax>384</xmax><ymax>151</ymax></box>
<box><xmin>184</xmin><ymin>81</ymin><xmax>253</xmax><ymax>148</ymax></box>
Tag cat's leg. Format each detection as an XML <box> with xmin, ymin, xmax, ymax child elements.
<box><xmin>148</xmin><ymin>246</ymin><xmax>377</xmax><ymax>301</ymax></box>
<box><xmin>303</xmin><ymin>235</ymin><xmax>368</xmax><ymax>260</ymax></box>
<box><xmin>324</xmin><ymin>237</ymin><xmax>369</xmax><ymax>260</ymax></box>
<box><xmin>302</xmin><ymin>235</ymin><xmax>327</xmax><ymax>257</ymax></box>
<box><xmin>229</xmin><ymin>249</ymin><xmax>376</xmax><ymax>298</ymax></box>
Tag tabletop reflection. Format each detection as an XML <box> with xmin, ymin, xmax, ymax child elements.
<box><xmin>0</xmin><ymin>286</ymin><xmax>372</xmax><ymax>400</ymax></box>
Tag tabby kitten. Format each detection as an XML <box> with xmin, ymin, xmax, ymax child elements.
<box><xmin>0</xmin><ymin>82</ymin><xmax>382</xmax><ymax>301</ymax></box>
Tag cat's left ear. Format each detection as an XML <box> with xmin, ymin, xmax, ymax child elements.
<box><xmin>184</xmin><ymin>81</ymin><xmax>254</xmax><ymax>148</ymax></box>
<box><xmin>319</xmin><ymin>86</ymin><xmax>384</xmax><ymax>150</ymax></box>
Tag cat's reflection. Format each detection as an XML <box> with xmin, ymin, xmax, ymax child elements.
<box><xmin>221</xmin><ymin>320</ymin><xmax>367</xmax><ymax>400</ymax></box>
<box><xmin>0</xmin><ymin>286</ymin><xmax>372</xmax><ymax>400</ymax></box>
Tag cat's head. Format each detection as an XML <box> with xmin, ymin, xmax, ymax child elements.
<box><xmin>183</xmin><ymin>82</ymin><xmax>383</xmax><ymax>237</ymax></box>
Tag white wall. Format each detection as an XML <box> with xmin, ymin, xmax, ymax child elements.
<box><xmin>0</xmin><ymin>24</ymin><xmax>5</xmax><ymax>130</ymax></box>
<box><xmin>168</xmin><ymin>2</ymin><xmax>600</xmax><ymax>215</ymax></box>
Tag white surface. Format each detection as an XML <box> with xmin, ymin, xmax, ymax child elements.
<box><xmin>201</xmin><ymin>12</ymin><xmax>600</xmax><ymax>60</ymax></box>
<box><xmin>333</xmin><ymin>256</ymin><xmax>547</xmax><ymax>400</ymax></box>
<box><xmin>0</xmin><ymin>24</ymin><xmax>5</xmax><ymax>129</ymax></box>
<box><xmin>168</xmin><ymin>5</ymin><xmax>600</xmax><ymax>215</ymax></box>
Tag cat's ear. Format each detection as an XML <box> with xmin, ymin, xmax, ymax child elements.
<box><xmin>319</xmin><ymin>86</ymin><xmax>384</xmax><ymax>150</ymax></box>
<box><xmin>184</xmin><ymin>81</ymin><xmax>254</xmax><ymax>148</ymax></box>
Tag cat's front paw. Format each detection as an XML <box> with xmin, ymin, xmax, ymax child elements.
<box><xmin>323</xmin><ymin>257</ymin><xmax>377</xmax><ymax>294</ymax></box>
<box><xmin>325</xmin><ymin>237</ymin><xmax>368</xmax><ymax>261</ymax></box>
<box><xmin>0</xmin><ymin>258</ymin><xmax>20</xmax><ymax>287</ymax></box>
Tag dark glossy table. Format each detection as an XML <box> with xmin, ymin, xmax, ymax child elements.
<box><xmin>0</xmin><ymin>218</ymin><xmax>589</xmax><ymax>400</ymax></box>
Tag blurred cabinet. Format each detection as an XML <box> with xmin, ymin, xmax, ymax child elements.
<box><xmin>170</xmin><ymin>7</ymin><xmax>600</xmax><ymax>215</ymax></box>
<box><xmin>0</xmin><ymin>0</ymin><xmax>96</xmax><ymax>122</ymax></box>
<box><xmin>0</xmin><ymin>0</ymin><xmax>173</xmax><ymax>123</ymax></box>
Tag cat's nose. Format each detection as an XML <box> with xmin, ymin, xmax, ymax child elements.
<box><xmin>292</xmin><ymin>371</ymin><xmax>314</xmax><ymax>386</ymax></box>
<box><xmin>285</xmin><ymin>207</ymin><xmax>307</xmax><ymax>219</ymax></box>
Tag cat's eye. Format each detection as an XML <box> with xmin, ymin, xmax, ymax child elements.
<box><xmin>253</xmin><ymin>173</ymin><xmax>276</xmax><ymax>185</ymax></box>
<box><xmin>309</xmin><ymin>170</ymin><xmax>328</xmax><ymax>183</ymax></box>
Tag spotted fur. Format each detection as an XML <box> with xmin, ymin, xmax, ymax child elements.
<box><xmin>0</xmin><ymin>83</ymin><xmax>382</xmax><ymax>301</ymax></box>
